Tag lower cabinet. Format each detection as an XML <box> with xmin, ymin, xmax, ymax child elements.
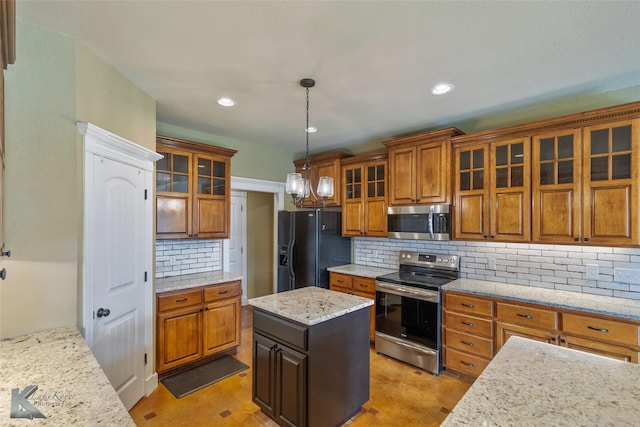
<box><xmin>253</xmin><ymin>332</ymin><xmax>307</xmax><ymax>426</ymax></box>
<box><xmin>443</xmin><ymin>290</ymin><xmax>640</xmax><ymax>377</ymax></box>
<box><xmin>157</xmin><ymin>280</ymin><xmax>241</xmax><ymax>374</ymax></box>
<box><xmin>252</xmin><ymin>307</ymin><xmax>370</xmax><ymax>427</ymax></box>
<box><xmin>329</xmin><ymin>272</ymin><xmax>376</xmax><ymax>341</ymax></box>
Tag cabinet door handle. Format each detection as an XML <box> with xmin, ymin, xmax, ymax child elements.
<box><xmin>516</xmin><ymin>313</ymin><xmax>533</xmax><ymax>319</ymax></box>
<box><xmin>584</xmin><ymin>237</ymin><xmax>590</xmax><ymax>242</ymax></box>
<box><xmin>461</xmin><ymin>303</ymin><xmax>474</xmax><ymax>308</ymax></box>
<box><xmin>460</xmin><ymin>361</ymin><xmax>475</xmax><ymax>367</ymax></box>
<box><xmin>461</xmin><ymin>321</ymin><xmax>474</xmax><ymax>327</ymax></box>
<box><xmin>587</xmin><ymin>326</ymin><xmax>609</xmax><ymax>333</ymax></box>
<box><xmin>461</xmin><ymin>340</ymin><xmax>474</xmax><ymax>347</ymax></box>
<box><xmin>176</xmin><ymin>298</ymin><xmax>188</xmax><ymax>302</ymax></box>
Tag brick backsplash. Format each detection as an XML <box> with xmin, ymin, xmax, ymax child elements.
<box><xmin>354</xmin><ymin>238</ymin><xmax>640</xmax><ymax>300</ymax></box>
<box><xmin>155</xmin><ymin>239</ymin><xmax>221</xmax><ymax>278</ymax></box>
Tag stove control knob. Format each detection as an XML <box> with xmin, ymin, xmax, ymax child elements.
<box><xmin>405</xmin><ymin>254</ymin><xmax>411</xmax><ymax>259</ymax></box>
<box><xmin>443</xmin><ymin>258</ymin><xmax>449</xmax><ymax>263</ymax></box>
<box><xmin>436</xmin><ymin>257</ymin><xmax>442</xmax><ymax>263</ymax></box>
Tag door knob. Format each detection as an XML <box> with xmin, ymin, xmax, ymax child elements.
<box><xmin>96</xmin><ymin>308</ymin><xmax>111</xmax><ymax>318</ymax></box>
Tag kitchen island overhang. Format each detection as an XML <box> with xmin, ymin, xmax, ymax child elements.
<box><xmin>249</xmin><ymin>287</ymin><xmax>373</xmax><ymax>427</ymax></box>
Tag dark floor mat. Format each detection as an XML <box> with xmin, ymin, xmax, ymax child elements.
<box><xmin>161</xmin><ymin>356</ymin><xmax>249</xmax><ymax>398</ymax></box>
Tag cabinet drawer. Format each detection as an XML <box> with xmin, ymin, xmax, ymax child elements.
<box><xmin>352</xmin><ymin>277</ymin><xmax>375</xmax><ymax>294</ymax></box>
<box><xmin>204</xmin><ymin>281</ymin><xmax>241</xmax><ymax>302</ymax></box>
<box><xmin>254</xmin><ymin>309</ymin><xmax>308</xmax><ymax>352</ymax></box>
<box><xmin>330</xmin><ymin>273</ymin><xmax>352</xmax><ymax>291</ymax></box>
<box><xmin>445</xmin><ymin>293</ymin><xmax>493</xmax><ymax>317</ymax></box>
<box><xmin>496</xmin><ymin>302</ymin><xmax>558</xmax><ymax>330</ymax></box>
<box><xmin>445</xmin><ymin>329</ymin><xmax>493</xmax><ymax>359</ymax></box>
<box><xmin>158</xmin><ymin>289</ymin><xmax>203</xmax><ymax>312</ymax></box>
<box><xmin>445</xmin><ymin>312</ymin><xmax>493</xmax><ymax>338</ymax></box>
<box><xmin>562</xmin><ymin>313</ymin><xmax>640</xmax><ymax>347</ymax></box>
<box><xmin>444</xmin><ymin>347</ymin><xmax>490</xmax><ymax>377</ymax></box>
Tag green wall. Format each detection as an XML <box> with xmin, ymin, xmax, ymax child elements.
<box><xmin>157</xmin><ymin>122</ymin><xmax>296</xmax><ymax>182</ymax></box>
<box><xmin>1</xmin><ymin>19</ymin><xmax>156</xmax><ymax>339</ymax></box>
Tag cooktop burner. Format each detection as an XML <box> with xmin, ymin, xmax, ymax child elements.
<box><xmin>375</xmin><ymin>251</ymin><xmax>460</xmax><ymax>290</ymax></box>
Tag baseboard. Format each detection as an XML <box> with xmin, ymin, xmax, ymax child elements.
<box><xmin>145</xmin><ymin>372</ymin><xmax>158</xmax><ymax>396</ymax></box>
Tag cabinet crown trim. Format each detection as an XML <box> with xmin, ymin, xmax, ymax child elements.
<box><xmin>382</xmin><ymin>127</ymin><xmax>464</xmax><ymax>148</ymax></box>
<box><xmin>156</xmin><ymin>135</ymin><xmax>237</xmax><ymax>157</ymax></box>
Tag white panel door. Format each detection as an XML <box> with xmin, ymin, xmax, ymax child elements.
<box><xmin>91</xmin><ymin>155</ymin><xmax>146</xmax><ymax>410</ymax></box>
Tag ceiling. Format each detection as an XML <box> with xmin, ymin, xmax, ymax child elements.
<box><xmin>16</xmin><ymin>1</ymin><xmax>640</xmax><ymax>157</ymax></box>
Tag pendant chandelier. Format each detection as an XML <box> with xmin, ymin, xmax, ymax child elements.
<box><xmin>285</xmin><ymin>78</ymin><xmax>334</xmax><ymax>208</ymax></box>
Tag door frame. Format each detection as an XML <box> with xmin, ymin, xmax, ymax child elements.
<box><xmin>223</xmin><ymin>176</ymin><xmax>285</xmax><ymax>297</ymax></box>
<box><xmin>79</xmin><ymin>122</ymin><xmax>162</xmax><ymax>398</ymax></box>
<box><xmin>225</xmin><ymin>191</ymin><xmax>248</xmax><ymax>304</ymax></box>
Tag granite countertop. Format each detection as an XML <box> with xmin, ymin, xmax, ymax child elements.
<box><xmin>0</xmin><ymin>326</ymin><xmax>134</xmax><ymax>426</ymax></box>
<box><xmin>248</xmin><ymin>287</ymin><xmax>373</xmax><ymax>326</ymax></box>
<box><xmin>443</xmin><ymin>278</ymin><xmax>640</xmax><ymax>321</ymax></box>
<box><xmin>441</xmin><ymin>336</ymin><xmax>640</xmax><ymax>426</ymax></box>
<box><xmin>155</xmin><ymin>270</ymin><xmax>243</xmax><ymax>293</ymax></box>
<box><xmin>327</xmin><ymin>264</ymin><xmax>397</xmax><ymax>278</ymax></box>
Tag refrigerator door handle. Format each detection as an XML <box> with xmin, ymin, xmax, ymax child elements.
<box><xmin>288</xmin><ymin>239</ymin><xmax>295</xmax><ymax>288</ymax></box>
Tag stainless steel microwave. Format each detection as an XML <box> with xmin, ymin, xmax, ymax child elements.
<box><xmin>387</xmin><ymin>204</ymin><xmax>451</xmax><ymax>240</ymax></box>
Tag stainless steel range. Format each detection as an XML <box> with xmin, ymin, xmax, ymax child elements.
<box><xmin>375</xmin><ymin>251</ymin><xmax>460</xmax><ymax>374</ymax></box>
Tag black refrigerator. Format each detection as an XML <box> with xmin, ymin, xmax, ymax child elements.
<box><xmin>277</xmin><ymin>210</ymin><xmax>352</xmax><ymax>292</ymax></box>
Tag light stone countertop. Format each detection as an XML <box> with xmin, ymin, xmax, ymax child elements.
<box><xmin>443</xmin><ymin>278</ymin><xmax>640</xmax><ymax>321</ymax></box>
<box><xmin>327</xmin><ymin>264</ymin><xmax>397</xmax><ymax>278</ymax></box>
<box><xmin>248</xmin><ymin>287</ymin><xmax>373</xmax><ymax>326</ymax></box>
<box><xmin>441</xmin><ymin>336</ymin><xmax>640</xmax><ymax>426</ymax></box>
<box><xmin>155</xmin><ymin>270</ymin><xmax>243</xmax><ymax>293</ymax></box>
<box><xmin>0</xmin><ymin>326</ymin><xmax>134</xmax><ymax>426</ymax></box>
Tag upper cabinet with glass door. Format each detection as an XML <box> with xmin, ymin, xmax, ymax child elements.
<box><xmin>156</xmin><ymin>136</ymin><xmax>236</xmax><ymax>240</ymax></box>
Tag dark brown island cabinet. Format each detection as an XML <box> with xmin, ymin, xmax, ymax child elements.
<box><xmin>252</xmin><ymin>307</ymin><xmax>370</xmax><ymax>427</ymax></box>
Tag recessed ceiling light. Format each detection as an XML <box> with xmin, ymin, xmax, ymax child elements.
<box><xmin>305</xmin><ymin>127</ymin><xmax>317</xmax><ymax>133</ymax></box>
<box><xmin>217</xmin><ymin>97</ymin><xmax>236</xmax><ymax>107</ymax></box>
<box><xmin>430</xmin><ymin>83</ymin><xmax>454</xmax><ymax>95</ymax></box>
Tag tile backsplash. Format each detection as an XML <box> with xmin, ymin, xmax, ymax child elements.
<box><xmin>156</xmin><ymin>239</ymin><xmax>221</xmax><ymax>278</ymax></box>
<box><xmin>354</xmin><ymin>238</ymin><xmax>640</xmax><ymax>300</ymax></box>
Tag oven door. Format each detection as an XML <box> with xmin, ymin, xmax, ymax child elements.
<box><xmin>375</xmin><ymin>281</ymin><xmax>440</xmax><ymax>350</ymax></box>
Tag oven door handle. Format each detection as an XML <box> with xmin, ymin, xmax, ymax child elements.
<box><xmin>375</xmin><ymin>281</ymin><xmax>439</xmax><ymax>303</ymax></box>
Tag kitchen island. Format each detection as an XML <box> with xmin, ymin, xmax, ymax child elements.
<box><xmin>442</xmin><ymin>336</ymin><xmax>640</xmax><ymax>426</ymax></box>
<box><xmin>249</xmin><ymin>287</ymin><xmax>372</xmax><ymax>427</ymax></box>
<box><xmin>0</xmin><ymin>326</ymin><xmax>134</xmax><ymax>426</ymax></box>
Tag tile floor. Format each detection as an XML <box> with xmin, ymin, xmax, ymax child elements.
<box><xmin>129</xmin><ymin>306</ymin><xmax>472</xmax><ymax>426</ymax></box>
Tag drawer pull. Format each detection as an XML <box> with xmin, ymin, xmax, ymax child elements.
<box><xmin>359</xmin><ymin>283</ymin><xmax>367</xmax><ymax>287</ymax></box>
<box><xmin>461</xmin><ymin>303</ymin><xmax>474</xmax><ymax>308</ymax></box>
<box><xmin>175</xmin><ymin>298</ymin><xmax>188</xmax><ymax>303</ymax></box>
<box><xmin>337</xmin><ymin>279</ymin><xmax>344</xmax><ymax>283</ymax></box>
<box><xmin>461</xmin><ymin>340</ymin><xmax>474</xmax><ymax>347</ymax></box>
<box><xmin>517</xmin><ymin>313</ymin><xmax>534</xmax><ymax>319</ymax></box>
<box><xmin>587</xmin><ymin>326</ymin><xmax>609</xmax><ymax>333</ymax></box>
<box><xmin>461</xmin><ymin>321</ymin><xmax>474</xmax><ymax>327</ymax></box>
<box><xmin>218</xmin><ymin>290</ymin><xmax>228</xmax><ymax>295</ymax></box>
<box><xmin>461</xmin><ymin>361</ymin><xmax>475</xmax><ymax>367</ymax></box>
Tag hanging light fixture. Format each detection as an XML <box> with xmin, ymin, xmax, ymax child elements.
<box><xmin>285</xmin><ymin>78</ymin><xmax>334</xmax><ymax>207</ymax></box>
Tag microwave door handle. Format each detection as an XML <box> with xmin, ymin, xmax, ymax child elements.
<box><xmin>428</xmin><ymin>206</ymin><xmax>434</xmax><ymax>239</ymax></box>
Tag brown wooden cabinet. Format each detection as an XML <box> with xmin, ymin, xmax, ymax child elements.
<box><xmin>495</xmin><ymin>302</ymin><xmax>559</xmax><ymax>350</ymax></box>
<box><xmin>453</xmin><ymin>137</ymin><xmax>531</xmax><ymax>242</ymax></box>
<box><xmin>443</xmin><ymin>292</ymin><xmax>494</xmax><ymax>377</ymax></box>
<box><xmin>560</xmin><ymin>312</ymin><xmax>640</xmax><ymax>363</ymax></box>
<box><xmin>384</xmin><ymin>128</ymin><xmax>463</xmax><ymax>206</ymax></box>
<box><xmin>443</xmin><ymin>290</ymin><xmax>640</xmax><ymax>377</ymax></box>
<box><xmin>329</xmin><ymin>272</ymin><xmax>376</xmax><ymax>341</ymax></box>
<box><xmin>532</xmin><ymin>119</ymin><xmax>639</xmax><ymax>245</ymax></box>
<box><xmin>341</xmin><ymin>153</ymin><xmax>388</xmax><ymax>238</ymax></box>
<box><xmin>156</xmin><ymin>136</ymin><xmax>236</xmax><ymax>239</ymax></box>
<box><xmin>156</xmin><ymin>280</ymin><xmax>241</xmax><ymax>374</ymax></box>
<box><xmin>293</xmin><ymin>152</ymin><xmax>351</xmax><ymax>207</ymax></box>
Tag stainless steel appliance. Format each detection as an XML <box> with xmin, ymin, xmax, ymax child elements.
<box><xmin>277</xmin><ymin>210</ymin><xmax>352</xmax><ymax>292</ymax></box>
<box><xmin>375</xmin><ymin>251</ymin><xmax>460</xmax><ymax>374</ymax></box>
<box><xmin>387</xmin><ymin>204</ymin><xmax>451</xmax><ymax>240</ymax></box>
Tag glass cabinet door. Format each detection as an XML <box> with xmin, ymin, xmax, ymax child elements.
<box><xmin>156</xmin><ymin>150</ymin><xmax>190</xmax><ymax>193</ymax></box>
<box><xmin>532</xmin><ymin>130</ymin><xmax>580</xmax><ymax>243</ymax></box>
<box><xmin>583</xmin><ymin>119</ymin><xmax>638</xmax><ymax>245</ymax></box>
<box><xmin>196</xmin><ymin>156</ymin><xmax>226</xmax><ymax>196</ymax></box>
<box><xmin>454</xmin><ymin>145</ymin><xmax>489</xmax><ymax>240</ymax></box>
